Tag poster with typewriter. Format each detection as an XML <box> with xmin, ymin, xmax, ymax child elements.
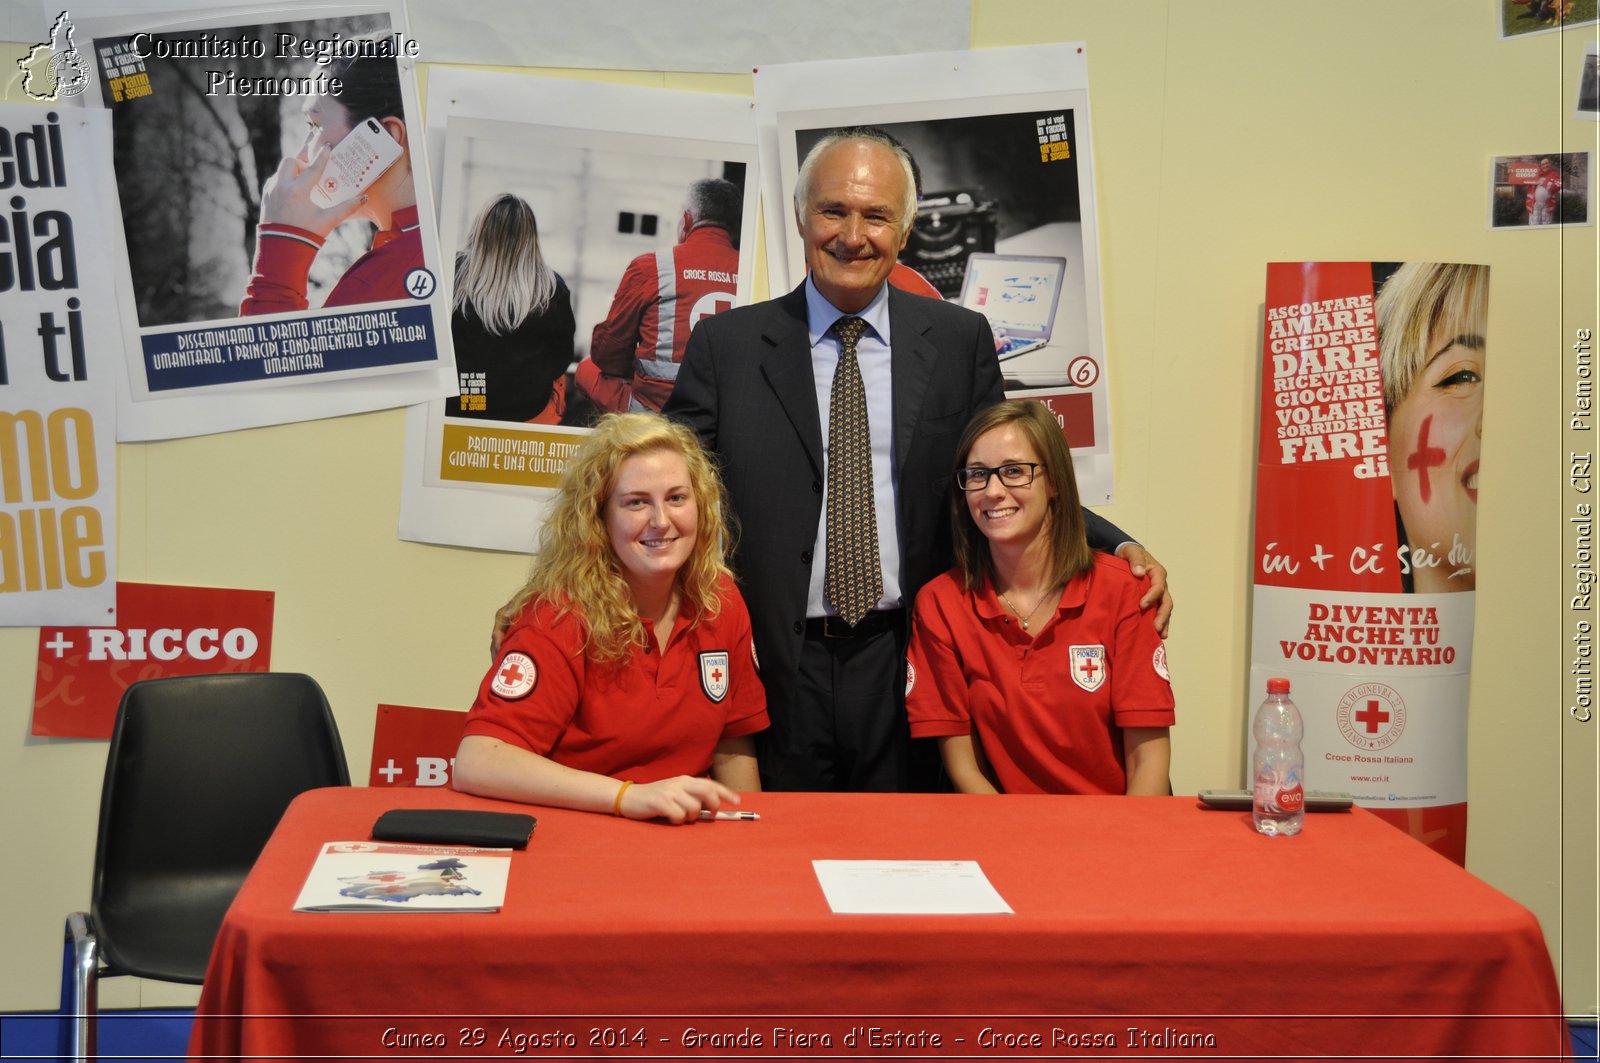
<box><xmin>1248</xmin><ymin>260</ymin><xmax>1487</xmax><ymax>866</ymax></box>
<box><xmin>755</xmin><ymin>45</ymin><xmax>1114</xmax><ymax>504</ymax></box>
<box><xmin>72</xmin><ymin>4</ymin><xmax>455</xmax><ymax>440</ymax></box>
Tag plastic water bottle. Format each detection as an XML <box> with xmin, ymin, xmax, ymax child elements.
<box><xmin>1252</xmin><ymin>677</ymin><xmax>1305</xmax><ymax>836</ymax></box>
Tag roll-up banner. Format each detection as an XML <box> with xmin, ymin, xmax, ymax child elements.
<box><xmin>1251</xmin><ymin>261</ymin><xmax>1486</xmax><ymax>866</ymax></box>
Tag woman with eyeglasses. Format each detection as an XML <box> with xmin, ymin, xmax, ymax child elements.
<box><xmin>905</xmin><ymin>400</ymin><xmax>1174</xmax><ymax>795</ymax></box>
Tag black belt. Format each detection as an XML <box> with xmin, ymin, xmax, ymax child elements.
<box><xmin>805</xmin><ymin>609</ymin><xmax>904</xmax><ymax>639</ymax></box>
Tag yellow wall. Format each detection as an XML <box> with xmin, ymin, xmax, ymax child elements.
<box><xmin>2</xmin><ymin>0</ymin><xmax>1595</xmax><ymax>1019</ymax></box>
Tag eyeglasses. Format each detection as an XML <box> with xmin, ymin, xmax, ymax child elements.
<box><xmin>955</xmin><ymin>463</ymin><xmax>1044</xmax><ymax>491</ymax></box>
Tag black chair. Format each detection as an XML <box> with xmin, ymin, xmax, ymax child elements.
<box><xmin>63</xmin><ymin>673</ymin><xmax>349</xmax><ymax>1061</ymax></box>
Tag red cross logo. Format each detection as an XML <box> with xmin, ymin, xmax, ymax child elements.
<box><xmin>1336</xmin><ymin>682</ymin><xmax>1406</xmax><ymax>751</ymax></box>
<box><xmin>1070</xmin><ymin>645</ymin><xmax>1106</xmax><ymax>692</ymax></box>
<box><xmin>699</xmin><ymin>651</ymin><xmax>730</xmax><ymax>702</ymax></box>
<box><xmin>490</xmin><ymin>652</ymin><xmax>537</xmax><ymax>699</ymax></box>
<box><xmin>1407</xmin><ymin>414</ymin><xmax>1447</xmax><ymax>504</ymax></box>
<box><xmin>1355</xmin><ymin>699</ymin><xmax>1390</xmax><ymax>734</ymax></box>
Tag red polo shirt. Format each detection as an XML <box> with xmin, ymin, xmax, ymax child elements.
<box><xmin>463</xmin><ymin>576</ymin><xmax>768</xmax><ymax>782</ymax></box>
<box><xmin>907</xmin><ymin>554</ymin><xmax>1174</xmax><ymax>795</ymax></box>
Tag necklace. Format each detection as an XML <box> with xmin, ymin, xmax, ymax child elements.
<box><xmin>1000</xmin><ymin>584</ymin><xmax>1059</xmax><ymax>632</ymax></box>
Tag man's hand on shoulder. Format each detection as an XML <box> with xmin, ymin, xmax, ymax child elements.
<box><xmin>1116</xmin><ymin>543</ymin><xmax>1172</xmax><ymax>637</ymax></box>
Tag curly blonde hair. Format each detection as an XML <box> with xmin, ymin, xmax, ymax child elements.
<box><xmin>502</xmin><ymin>414</ymin><xmax>734</xmax><ymax>663</ymax></box>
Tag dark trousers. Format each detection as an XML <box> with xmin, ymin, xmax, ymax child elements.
<box><xmin>758</xmin><ymin>610</ymin><xmax>942</xmax><ymax>793</ymax></box>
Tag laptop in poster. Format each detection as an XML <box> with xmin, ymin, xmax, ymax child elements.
<box><xmin>957</xmin><ymin>253</ymin><xmax>1069</xmax><ymax>362</ymax></box>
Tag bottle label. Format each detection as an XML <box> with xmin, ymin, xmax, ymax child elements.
<box><xmin>1277</xmin><ymin>782</ymin><xmax>1305</xmax><ymax>813</ymax></box>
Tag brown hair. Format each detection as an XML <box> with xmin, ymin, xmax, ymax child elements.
<box><xmin>949</xmin><ymin>400</ymin><xmax>1093</xmax><ymax>591</ymax></box>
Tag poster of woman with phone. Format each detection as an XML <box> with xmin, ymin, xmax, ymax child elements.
<box><xmin>240</xmin><ymin>52</ymin><xmax>422</xmax><ymax>314</ymax></box>
<box><xmin>81</xmin><ymin>8</ymin><xmax>453</xmax><ymax>439</ymax></box>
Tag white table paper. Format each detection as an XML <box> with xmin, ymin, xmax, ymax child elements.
<box><xmin>812</xmin><ymin>860</ymin><xmax>1013</xmax><ymax>915</ymax></box>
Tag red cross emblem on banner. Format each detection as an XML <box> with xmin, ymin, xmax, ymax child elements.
<box><xmin>1355</xmin><ymin>699</ymin><xmax>1391</xmax><ymax>734</ymax></box>
<box><xmin>1070</xmin><ymin>645</ymin><xmax>1107</xmax><ymax>692</ymax></box>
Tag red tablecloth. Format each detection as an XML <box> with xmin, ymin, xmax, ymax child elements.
<box><xmin>189</xmin><ymin>788</ymin><xmax>1569</xmax><ymax>1061</ymax></box>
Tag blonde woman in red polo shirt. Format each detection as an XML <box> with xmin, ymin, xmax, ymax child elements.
<box><xmin>454</xmin><ymin>414</ymin><xmax>766</xmax><ymax>822</ymax></box>
<box><xmin>906</xmin><ymin>400</ymin><xmax>1173</xmax><ymax>795</ymax></box>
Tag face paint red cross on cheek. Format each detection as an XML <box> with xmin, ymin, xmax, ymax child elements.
<box><xmin>1407</xmin><ymin>414</ymin><xmax>1447</xmax><ymax>503</ymax></box>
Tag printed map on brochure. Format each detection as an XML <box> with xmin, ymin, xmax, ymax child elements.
<box><xmin>293</xmin><ymin>841</ymin><xmax>511</xmax><ymax>912</ymax></box>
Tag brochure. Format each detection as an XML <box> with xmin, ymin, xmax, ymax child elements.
<box><xmin>292</xmin><ymin>840</ymin><xmax>511</xmax><ymax>912</ymax></box>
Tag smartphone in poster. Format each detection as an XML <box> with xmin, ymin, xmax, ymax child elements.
<box><xmin>71</xmin><ymin>5</ymin><xmax>455</xmax><ymax>440</ymax></box>
<box><xmin>0</xmin><ymin>104</ymin><xmax>120</xmax><ymax>627</ymax></box>
<box><xmin>757</xmin><ymin>45</ymin><xmax>1116</xmax><ymax>505</ymax></box>
<box><xmin>1250</xmin><ymin>261</ymin><xmax>1487</xmax><ymax>865</ymax></box>
<box><xmin>399</xmin><ymin>72</ymin><xmax>759</xmax><ymax>553</ymax></box>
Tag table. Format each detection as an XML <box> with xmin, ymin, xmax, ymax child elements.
<box><xmin>189</xmin><ymin>788</ymin><xmax>1569</xmax><ymax>1061</ymax></box>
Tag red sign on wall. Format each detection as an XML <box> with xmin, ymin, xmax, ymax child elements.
<box><xmin>32</xmin><ymin>581</ymin><xmax>275</xmax><ymax>738</ymax></box>
<box><xmin>369</xmin><ymin>703</ymin><xmax>467</xmax><ymax>787</ymax></box>
<box><xmin>1029</xmin><ymin>390</ymin><xmax>1097</xmax><ymax>448</ymax></box>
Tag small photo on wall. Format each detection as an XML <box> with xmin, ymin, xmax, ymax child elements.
<box><xmin>1577</xmin><ymin>43</ymin><xmax>1599</xmax><ymax>121</ymax></box>
<box><xmin>1489</xmin><ymin>152</ymin><xmax>1592</xmax><ymax>228</ymax></box>
<box><xmin>1499</xmin><ymin>0</ymin><xmax>1597</xmax><ymax>38</ymax></box>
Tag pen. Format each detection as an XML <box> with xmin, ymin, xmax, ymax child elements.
<box><xmin>699</xmin><ymin>810</ymin><xmax>760</xmax><ymax>821</ymax></box>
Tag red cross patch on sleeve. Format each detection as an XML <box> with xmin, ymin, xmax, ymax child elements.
<box><xmin>699</xmin><ymin>651</ymin><xmax>730</xmax><ymax>703</ymax></box>
<box><xmin>491</xmin><ymin>652</ymin><xmax>537</xmax><ymax>699</ymax></box>
<box><xmin>1069</xmin><ymin>645</ymin><xmax>1107</xmax><ymax>692</ymax></box>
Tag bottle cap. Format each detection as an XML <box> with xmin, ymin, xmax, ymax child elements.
<box><xmin>1266</xmin><ymin>677</ymin><xmax>1290</xmax><ymax>694</ymax></box>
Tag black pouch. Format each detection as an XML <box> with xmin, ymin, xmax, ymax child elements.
<box><xmin>372</xmin><ymin>808</ymin><xmax>537</xmax><ymax>849</ymax></box>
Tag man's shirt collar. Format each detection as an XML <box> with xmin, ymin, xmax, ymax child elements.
<box><xmin>804</xmin><ymin>276</ymin><xmax>891</xmax><ymax>348</ymax></box>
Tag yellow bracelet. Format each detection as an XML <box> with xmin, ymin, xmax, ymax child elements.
<box><xmin>613</xmin><ymin>780</ymin><xmax>634</xmax><ymax>816</ymax></box>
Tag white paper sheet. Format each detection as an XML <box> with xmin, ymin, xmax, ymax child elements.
<box><xmin>811</xmin><ymin>859</ymin><xmax>1013</xmax><ymax>915</ymax></box>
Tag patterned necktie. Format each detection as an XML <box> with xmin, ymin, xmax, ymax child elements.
<box><xmin>823</xmin><ymin>316</ymin><xmax>882</xmax><ymax>626</ymax></box>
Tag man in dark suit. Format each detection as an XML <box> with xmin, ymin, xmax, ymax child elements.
<box><xmin>665</xmin><ymin>127</ymin><xmax>1169</xmax><ymax>791</ymax></box>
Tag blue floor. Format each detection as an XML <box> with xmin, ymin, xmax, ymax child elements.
<box><xmin>1</xmin><ymin>1011</ymin><xmax>1595</xmax><ymax>1060</ymax></box>
<box><xmin>1573</xmin><ymin>1021</ymin><xmax>1597</xmax><ymax>1059</ymax></box>
<box><xmin>1</xmin><ymin>1010</ymin><xmax>194</xmax><ymax>1061</ymax></box>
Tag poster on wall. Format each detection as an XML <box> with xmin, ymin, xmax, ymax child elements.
<box><xmin>399</xmin><ymin>71</ymin><xmax>759</xmax><ymax>552</ymax></box>
<box><xmin>0</xmin><ymin>104</ymin><xmax>120</xmax><ymax>628</ymax></box>
<box><xmin>1489</xmin><ymin>151</ymin><xmax>1592</xmax><ymax>229</ymax></box>
<box><xmin>754</xmin><ymin>44</ymin><xmax>1117</xmax><ymax>504</ymax></box>
<box><xmin>72</xmin><ymin>5</ymin><xmax>455</xmax><ymax>440</ymax></box>
<box><xmin>403</xmin><ymin>0</ymin><xmax>969</xmax><ymax>73</ymax></box>
<box><xmin>1578</xmin><ymin>43</ymin><xmax>1599</xmax><ymax>121</ymax></box>
<box><xmin>1249</xmin><ymin>261</ymin><xmax>1487</xmax><ymax>865</ymax></box>
<box><xmin>1499</xmin><ymin>0</ymin><xmax>1597</xmax><ymax>38</ymax></box>
<box><xmin>369</xmin><ymin>703</ymin><xmax>465</xmax><ymax>787</ymax></box>
<box><xmin>32</xmin><ymin>581</ymin><xmax>276</xmax><ymax>738</ymax></box>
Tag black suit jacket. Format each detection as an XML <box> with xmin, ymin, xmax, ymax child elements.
<box><xmin>665</xmin><ymin>282</ymin><xmax>1126</xmax><ymax>750</ymax></box>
